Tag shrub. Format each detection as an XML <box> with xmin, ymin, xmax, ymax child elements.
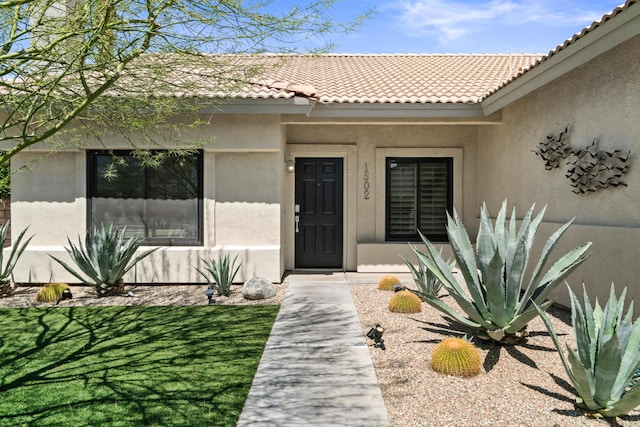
<box><xmin>389</xmin><ymin>290</ymin><xmax>422</xmax><ymax>313</ymax></box>
<box><xmin>195</xmin><ymin>253</ymin><xmax>241</xmax><ymax>297</ymax></box>
<box><xmin>0</xmin><ymin>156</ymin><xmax>10</xmax><ymax>200</ymax></box>
<box><xmin>36</xmin><ymin>283</ymin><xmax>70</xmax><ymax>303</ymax></box>
<box><xmin>51</xmin><ymin>224</ymin><xmax>157</xmax><ymax>297</ymax></box>
<box><xmin>431</xmin><ymin>336</ymin><xmax>481</xmax><ymax>377</ymax></box>
<box><xmin>412</xmin><ymin>200</ymin><xmax>591</xmax><ymax>344</ymax></box>
<box><xmin>535</xmin><ymin>284</ymin><xmax>640</xmax><ymax>418</ymax></box>
<box><xmin>404</xmin><ymin>247</ymin><xmax>454</xmax><ymax>298</ymax></box>
<box><xmin>378</xmin><ymin>275</ymin><xmax>401</xmax><ymax>291</ymax></box>
<box><xmin>0</xmin><ymin>222</ymin><xmax>32</xmax><ymax>296</ymax></box>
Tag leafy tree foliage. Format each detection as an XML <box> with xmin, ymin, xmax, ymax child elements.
<box><xmin>0</xmin><ymin>0</ymin><xmax>364</xmax><ymax>165</ymax></box>
<box><xmin>0</xmin><ymin>154</ymin><xmax>8</xmax><ymax>198</ymax></box>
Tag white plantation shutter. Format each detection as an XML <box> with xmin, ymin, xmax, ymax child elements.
<box><xmin>388</xmin><ymin>163</ymin><xmax>417</xmax><ymax>236</ymax></box>
<box><xmin>386</xmin><ymin>158</ymin><xmax>451</xmax><ymax>241</ymax></box>
<box><xmin>418</xmin><ymin>162</ymin><xmax>449</xmax><ymax>236</ymax></box>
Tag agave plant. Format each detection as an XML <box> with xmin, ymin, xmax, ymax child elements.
<box><xmin>413</xmin><ymin>200</ymin><xmax>591</xmax><ymax>344</ymax></box>
<box><xmin>0</xmin><ymin>222</ymin><xmax>33</xmax><ymax>296</ymax></box>
<box><xmin>51</xmin><ymin>224</ymin><xmax>157</xmax><ymax>297</ymax></box>
<box><xmin>403</xmin><ymin>245</ymin><xmax>454</xmax><ymax>298</ymax></box>
<box><xmin>195</xmin><ymin>252</ymin><xmax>241</xmax><ymax>297</ymax></box>
<box><xmin>535</xmin><ymin>285</ymin><xmax>640</xmax><ymax>418</ymax></box>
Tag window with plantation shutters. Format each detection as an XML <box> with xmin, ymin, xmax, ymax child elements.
<box><xmin>386</xmin><ymin>157</ymin><xmax>452</xmax><ymax>241</ymax></box>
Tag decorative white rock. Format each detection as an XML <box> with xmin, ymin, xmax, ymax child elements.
<box><xmin>242</xmin><ymin>277</ymin><xmax>276</xmax><ymax>300</ymax></box>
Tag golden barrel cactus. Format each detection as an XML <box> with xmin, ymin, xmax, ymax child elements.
<box><xmin>36</xmin><ymin>283</ymin><xmax>70</xmax><ymax>303</ymax></box>
<box><xmin>431</xmin><ymin>337</ymin><xmax>481</xmax><ymax>377</ymax></box>
<box><xmin>378</xmin><ymin>275</ymin><xmax>401</xmax><ymax>291</ymax></box>
<box><xmin>389</xmin><ymin>290</ymin><xmax>422</xmax><ymax>313</ymax></box>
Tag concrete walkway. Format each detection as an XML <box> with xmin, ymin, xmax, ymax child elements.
<box><xmin>237</xmin><ymin>273</ymin><xmax>392</xmax><ymax>427</ymax></box>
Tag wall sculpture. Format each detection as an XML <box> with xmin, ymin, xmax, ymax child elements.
<box><xmin>534</xmin><ymin>126</ymin><xmax>631</xmax><ymax>194</ymax></box>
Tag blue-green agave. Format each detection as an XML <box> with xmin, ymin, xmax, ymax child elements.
<box><xmin>403</xmin><ymin>245</ymin><xmax>454</xmax><ymax>298</ymax></box>
<box><xmin>195</xmin><ymin>252</ymin><xmax>241</xmax><ymax>297</ymax></box>
<box><xmin>413</xmin><ymin>200</ymin><xmax>591</xmax><ymax>343</ymax></box>
<box><xmin>535</xmin><ymin>285</ymin><xmax>640</xmax><ymax>418</ymax></box>
<box><xmin>51</xmin><ymin>224</ymin><xmax>157</xmax><ymax>296</ymax></box>
<box><xmin>0</xmin><ymin>221</ymin><xmax>33</xmax><ymax>295</ymax></box>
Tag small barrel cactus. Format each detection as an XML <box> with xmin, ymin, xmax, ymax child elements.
<box><xmin>389</xmin><ymin>290</ymin><xmax>422</xmax><ymax>313</ymax></box>
<box><xmin>431</xmin><ymin>336</ymin><xmax>481</xmax><ymax>377</ymax></box>
<box><xmin>36</xmin><ymin>283</ymin><xmax>70</xmax><ymax>303</ymax></box>
<box><xmin>378</xmin><ymin>275</ymin><xmax>401</xmax><ymax>291</ymax></box>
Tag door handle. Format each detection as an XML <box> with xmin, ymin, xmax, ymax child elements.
<box><xmin>295</xmin><ymin>215</ymin><xmax>300</xmax><ymax>233</ymax></box>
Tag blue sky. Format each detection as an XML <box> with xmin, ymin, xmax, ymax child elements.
<box><xmin>325</xmin><ymin>0</ymin><xmax>624</xmax><ymax>54</ymax></box>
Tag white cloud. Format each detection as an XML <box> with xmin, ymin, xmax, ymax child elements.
<box><xmin>394</xmin><ymin>0</ymin><xmax>616</xmax><ymax>45</ymax></box>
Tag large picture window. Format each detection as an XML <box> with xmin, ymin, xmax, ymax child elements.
<box><xmin>88</xmin><ymin>150</ymin><xmax>203</xmax><ymax>246</ymax></box>
<box><xmin>386</xmin><ymin>157</ymin><xmax>452</xmax><ymax>242</ymax></box>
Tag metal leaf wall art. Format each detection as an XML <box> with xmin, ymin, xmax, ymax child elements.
<box><xmin>534</xmin><ymin>126</ymin><xmax>631</xmax><ymax>194</ymax></box>
<box><xmin>566</xmin><ymin>139</ymin><xmax>630</xmax><ymax>194</ymax></box>
<box><xmin>534</xmin><ymin>126</ymin><xmax>572</xmax><ymax>169</ymax></box>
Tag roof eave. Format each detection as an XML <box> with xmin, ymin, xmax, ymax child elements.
<box><xmin>206</xmin><ymin>97</ymin><xmax>315</xmax><ymax>115</ymax></box>
<box><xmin>214</xmin><ymin>98</ymin><xmax>486</xmax><ymax>118</ymax></box>
<box><xmin>481</xmin><ymin>1</ymin><xmax>640</xmax><ymax>115</ymax></box>
<box><xmin>308</xmin><ymin>102</ymin><xmax>484</xmax><ymax>118</ymax></box>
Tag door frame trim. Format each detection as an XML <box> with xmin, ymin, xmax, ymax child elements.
<box><xmin>285</xmin><ymin>144</ymin><xmax>357</xmax><ymax>271</ymax></box>
<box><xmin>294</xmin><ymin>157</ymin><xmax>344</xmax><ymax>269</ymax></box>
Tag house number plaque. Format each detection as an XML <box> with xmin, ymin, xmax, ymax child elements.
<box><xmin>363</xmin><ymin>163</ymin><xmax>371</xmax><ymax>199</ymax></box>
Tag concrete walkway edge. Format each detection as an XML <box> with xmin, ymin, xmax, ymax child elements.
<box><xmin>237</xmin><ymin>273</ymin><xmax>391</xmax><ymax>426</ymax></box>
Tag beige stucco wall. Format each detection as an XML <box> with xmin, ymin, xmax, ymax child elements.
<box><xmin>286</xmin><ymin>124</ymin><xmax>480</xmax><ymax>272</ymax></box>
<box><xmin>8</xmin><ymin>35</ymin><xmax>638</xmax><ymax>291</ymax></box>
<box><xmin>8</xmin><ymin>114</ymin><xmax>284</xmax><ymax>283</ymax></box>
<box><xmin>477</xmin><ymin>34</ymin><xmax>640</xmax><ymax>306</ymax></box>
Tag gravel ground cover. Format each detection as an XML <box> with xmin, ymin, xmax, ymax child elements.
<box><xmin>0</xmin><ymin>283</ymin><xmax>287</xmax><ymax>308</ymax></box>
<box><xmin>350</xmin><ymin>282</ymin><xmax>640</xmax><ymax>427</ymax></box>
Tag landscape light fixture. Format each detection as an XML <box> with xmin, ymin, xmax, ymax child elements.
<box><xmin>205</xmin><ymin>285</ymin><xmax>215</xmax><ymax>304</ymax></box>
<box><xmin>56</xmin><ymin>288</ymin><xmax>73</xmax><ymax>305</ymax></box>
<box><xmin>366</xmin><ymin>324</ymin><xmax>386</xmax><ymax>350</ymax></box>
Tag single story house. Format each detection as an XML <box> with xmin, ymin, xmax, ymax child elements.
<box><xmin>6</xmin><ymin>1</ymin><xmax>640</xmax><ymax>306</ymax></box>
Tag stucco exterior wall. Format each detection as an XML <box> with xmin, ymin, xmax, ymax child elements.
<box><xmin>286</xmin><ymin>123</ymin><xmax>480</xmax><ymax>272</ymax></box>
<box><xmin>8</xmin><ymin>35</ymin><xmax>637</xmax><ymax>289</ymax></box>
<box><xmin>8</xmin><ymin>114</ymin><xmax>284</xmax><ymax>283</ymax></box>
<box><xmin>477</xmin><ymin>34</ymin><xmax>640</xmax><ymax>306</ymax></box>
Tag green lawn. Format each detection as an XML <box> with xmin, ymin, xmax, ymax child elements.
<box><xmin>0</xmin><ymin>305</ymin><xmax>279</xmax><ymax>426</ymax></box>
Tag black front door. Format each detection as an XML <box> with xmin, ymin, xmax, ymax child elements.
<box><xmin>295</xmin><ymin>158</ymin><xmax>343</xmax><ymax>268</ymax></box>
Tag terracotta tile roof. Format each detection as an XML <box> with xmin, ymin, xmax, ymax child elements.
<box><xmin>548</xmin><ymin>0</ymin><xmax>638</xmax><ymax>55</ymax></box>
<box><xmin>3</xmin><ymin>2</ymin><xmax>635</xmax><ymax>108</ymax></box>
<box><xmin>487</xmin><ymin>0</ymin><xmax>639</xmax><ymax>97</ymax></box>
<box><xmin>139</xmin><ymin>53</ymin><xmax>539</xmax><ymax>105</ymax></box>
<box><xmin>239</xmin><ymin>54</ymin><xmax>541</xmax><ymax>104</ymax></box>
<box><xmin>232</xmin><ymin>1</ymin><xmax>639</xmax><ymax>106</ymax></box>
